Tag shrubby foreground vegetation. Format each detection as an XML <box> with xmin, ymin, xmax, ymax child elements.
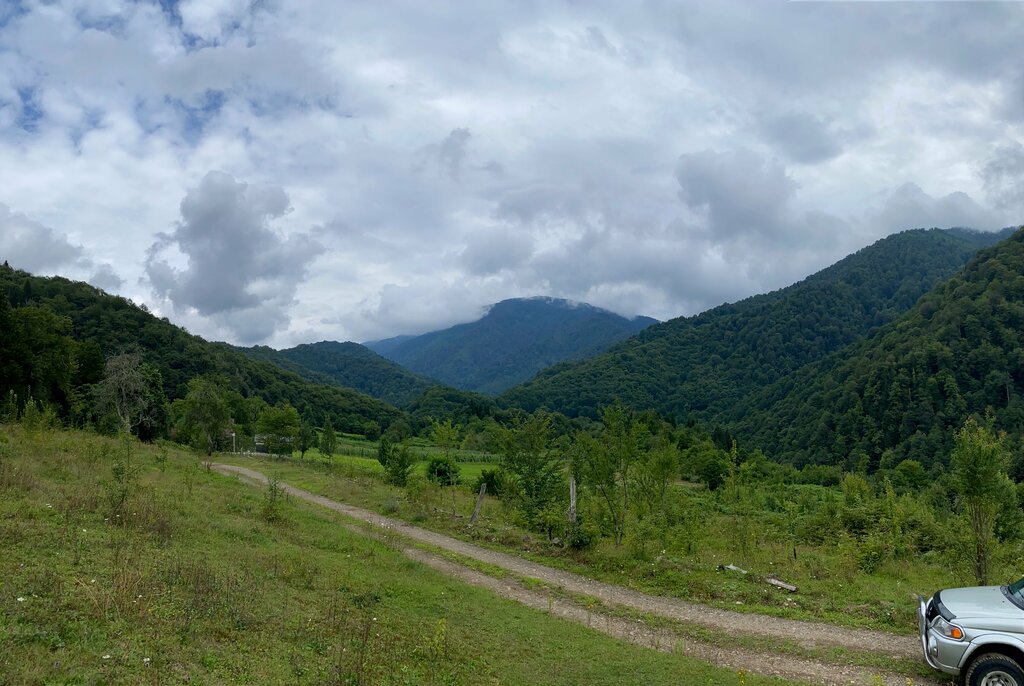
<box><xmin>1</xmin><ymin>424</ymin><xmax>797</xmax><ymax>686</ymax></box>
<box><xmin>221</xmin><ymin>405</ymin><xmax>1023</xmax><ymax>633</ymax></box>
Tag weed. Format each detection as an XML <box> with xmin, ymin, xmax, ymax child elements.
<box><xmin>262</xmin><ymin>476</ymin><xmax>287</xmax><ymax>523</ymax></box>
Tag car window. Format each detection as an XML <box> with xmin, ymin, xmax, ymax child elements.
<box><xmin>1008</xmin><ymin>577</ymin><xmax>1024</xmax><ymax>599</ymax></box>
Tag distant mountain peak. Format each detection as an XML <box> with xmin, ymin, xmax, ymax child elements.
<box><xmin>365</xmin><ymin>295</ymin><xmax>657</xmax><ymax>395</ymax></box>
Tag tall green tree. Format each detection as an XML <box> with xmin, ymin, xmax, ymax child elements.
<box><xmin>950</xmin><ymin>416</ymin><xmax>1012</xmax><ymax>585</ymax></box>
<box><xmin>632</xmin><ymin>431</ymin><xmax>679</xmax><ymax>523</ymax></box>
<box><xmin>430</xmin><ymin>418</ymin><xmax>460</xmax><ymax>460</ymax></box>
<box><xmin>319</xmin><ymin>417</ymin><xmax>337</xmax><ymax>457</ymax></box>
<box><xmin>497</xmin><ymin>412</ymin><xmax>563</xmax><ymax>528</ymax></box>
<box><xmin>258</xmin><ymin>404</ymin><xmax>300</xmax><ymax>456</ymax></box>
<box><xmin>575</xmin><ymin>404</ymin><xmax>645</xmax><ymax>545</ymax></box>
<box><xmin>176</xmin><ymin>377</ymin><xmax>231</xmax><ymax>457</ymax></box>
<box><xmin>97</xmin><ymin>352</ymin><xmax>149</xmax><ymax>438</ymax></box>
<box><xmin>297</xmin><ymin>419</ymin><xmax>316</xmax><ymax>459</ymax></box>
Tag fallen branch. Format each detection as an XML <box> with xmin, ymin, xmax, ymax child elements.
<box><xmin>766</xmin><ymin>576</ymin><xmax>798</xmax><ymax>593</ymax></box>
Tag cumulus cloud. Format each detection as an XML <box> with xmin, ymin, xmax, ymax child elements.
<box><xmin>145</xmin><ymin>171</ymin><xmax>322</xmax><ymax>343</ymax></box>
<box><xmin>460</xmin><ymin>228</ymin><xmax>533</xmax><ymax>275</ymax></box>
<box><xmin>88</xmin><ymin>264</ymin><xmax>125</xmax><ymax>292</ymax></box>
<box><xmin>0</xmin><ymin>203</ymin><xmax>86</xmax><ymax>272</ymax></box>
<box><xmin>868</xmin><ymin>182</ymin><xmax>1002</xmax><ymax>234</ymax></box>
<box><xmin>1</xmin><ymin>1</ymin><xmax>1023</xmax><ymax>344</ymax></box>
<box><xmin>416</xmin><ymin>128</ymin><xmax>473</xmax><ymax>180</ymax></box>
<box><xmin>758</xmin><ymin>112</ymin><xmax>845</xmax><ymax>165</ymax></box>
<box><xmin>675</xmin><ymin>148</ymin><xmax>799</xmax><ymax>242</ymax></box>
<box><xmin>981</xmin><ymin>142</ymin><xmax>1024</xmax><ymax>214</ymax></box>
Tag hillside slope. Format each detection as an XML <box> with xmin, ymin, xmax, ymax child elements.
<box><xmin>0</xmin><ymin>265</ymin><xmax>400</xmax><ymax>432</ymax></box>
<box><xmin>366</xmin><ymin>297</ymin><xmax>656</xmax><ymax>395</ymax></box>
<box><xmin>241</xmin><ymin>341</ymin><xmax>437</xmax><ymax>408</ymax></box>
<box><xmin>732</xmin><ymin>228</ymin><xmax>1024</xmax><ymax>469</ymax></box>
<box><xmin>501</xmin><ymin>228</ymin><xmax>1013</xmax><ymax>420</ymax></box>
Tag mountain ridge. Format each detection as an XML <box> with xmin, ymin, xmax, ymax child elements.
<box><xmin>500</xmin><ymin>227</ymin><xmax>1015</xmax><ymax>421</ymax></box>
<box><xmin>239</xmin><ymin>340</ymin><xmax>438</xmax><ymax>408</ymax></box>
<box><xmin>365</xmin><ymin>296</ymin><xmax>657</xmax><ymax>395</ymax></box>
<box><xmin>729</xmin><ymin>226</ymin><xmax>1024</xmax><ymax>469</ymax></box>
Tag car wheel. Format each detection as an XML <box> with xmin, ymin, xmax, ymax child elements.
<box><xmin>965</xmin><ymin>653</ymin><xmax>1024</xmax><ymax>686</ymax></box>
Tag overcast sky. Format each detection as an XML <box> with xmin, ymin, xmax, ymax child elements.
<box><xmin>1</xmin><ymin>0</ymin><xmax>1022</xmax><ymax>346</ymax></box>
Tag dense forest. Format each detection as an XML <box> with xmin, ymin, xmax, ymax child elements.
<box><xmin>501</xmin><ymin>228</ymin><xmax>1013</xmax><ymax>421</ymax></box>
<box><xmin>367</xmin><ymin>297</ymin><xmax>656</xmax><ymax>395</ymax></box>
<box><xmin>0</xmin><ymin>265</ymin><xmax>401</xmax><ymax>434</ymax></box>
<box><xmin>731</xmin><ymin>228</ymin><xmax>1024</xmax><ymax>471</ymax></box>
<box><xmin>241</xmin><ymin>340</ymin><xmax>438</xmax><ymax>407</ymax></box>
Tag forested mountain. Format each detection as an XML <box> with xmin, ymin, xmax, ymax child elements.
<box><xmin>501</xmin><ymin>228</ymin><xmax>1014</xmax><ymax>420</ymax></box>
<box><xmin>0</xmin><ymin>265</ymin><xmax>401</xmax><ymax>433</ymax></box>
<box><xmin>366</xmin><ymin>297</ymin><xmax>657</xmax><ymax>395</ymax></box>
<box><xmin>731</xmin><ymin>228</ymin><xmax>1024</xmax><ymax>470</ymax></box>
<box><xmin>240</xmin><ymin>341</ymin><xmax>438</xmax><ymax>407</ymax></box>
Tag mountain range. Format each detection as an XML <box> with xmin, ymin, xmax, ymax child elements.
<box><xmin>500</xmin><ymin>228</ymin><xmax>1015</xmax><ymax>422</ymax></box>
<box><xmin>240</xmin><ymin>341</ymin><xmax>437</xmax><ymax>408</ymax></box>
<box><xmin>731</xmin><ymin>228</ymin><xmax>1024</xmax><ymax>469</ymax></box>
<box><xmin>366</xmin><ymin>297</ymin><xmax>657</xmax><ymax>395</ymax></box>
<box><xmin>0</xmin><ymin>265</ymin><xmax>400</xmax><ymax>433</ymax></box>
<box><xmin>3</xmin><ymin>224</ymin><xmax>1021</xmax><ymax>474</ymax></box>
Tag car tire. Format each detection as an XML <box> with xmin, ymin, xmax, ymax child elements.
<box><xmin>965</xmin><ymin>653</ymin><xmax>1024</xmax><ymax>686</ymax></box>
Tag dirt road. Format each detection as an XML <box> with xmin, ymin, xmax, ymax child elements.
<box><xmin>213</xmin><ymin>463</ymin><xmax>946</xmax><ymax>686</ymax></box>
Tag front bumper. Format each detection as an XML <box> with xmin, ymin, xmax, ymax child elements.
<box><xmin>917</xmin><ymin>594</ymin><xmax>968</xmax><ymax>676</ymax></box>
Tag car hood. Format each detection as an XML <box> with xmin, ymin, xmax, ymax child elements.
<box><xmin>940</xmin><ymin>585</ymin><xmax>1023</xmax><ymax>623</ymax></box>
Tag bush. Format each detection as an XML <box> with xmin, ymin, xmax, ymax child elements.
<box><xmin>856</xmin><ymin>532</ymin><xmax>892</xmax><ymax>573</ymax></box>
<box><xmin>473</xmin><ymin>468</ymin><xmax>510</xmax><ymax>498</ymax></box>
<box><xmin>378</xmin><ymin>438</ymin><xmax>414</xmax><ymax>487</ymax></box>
<box><xmin>564</xmin><ymin>520</ymin><xmax>596</xmax><ymax>550</ymax></box>
<box><xmin>426</xmin><ymin>455</ymin><xmax>460</xmax><ymax>487</ymax></box>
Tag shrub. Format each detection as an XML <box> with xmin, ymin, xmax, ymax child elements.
<box><xmin>426</xmin><ymin>455</ymin><xmax>460</xmax><ymax>487</ymax></box>
<box><xmin>856</xmin><ymin>532</ymin><xmax>891</xmax><ymax>573</ymax></box>
<box><xmin>565</xmin><ymin>519</ymin><xmax>596</xmax><ymax>550</ymax></box>
<box><xmin>473</xmin><ymin>468</ymin><xmax>510</xmax><ymax>498</ymax></box>
<box><xmin>262</xmin><ymin>477</ymin><xmax>286</xmax><ymax>522</ymax></box>
<box><xmin>378</xmin><ymin>439</ymin><xmax>414</xmax><ymax>487</ymax></box>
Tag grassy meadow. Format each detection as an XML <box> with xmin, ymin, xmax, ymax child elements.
<box><xmin>0</xmin><ymin>424</ymin><xmax>796</xmax><ymax>686</ymax></box>
<box><xmin>218</xmin><ymin>445</ymin><xmax>987</xmax><ymax>635</ymax></box>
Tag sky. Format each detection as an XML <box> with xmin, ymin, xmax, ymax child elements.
<box><xmin>0</xmin><ymin>0</ymin><xmax>1022</xmax><ymax>347</ymax></box>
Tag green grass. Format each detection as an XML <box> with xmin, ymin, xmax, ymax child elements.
<box><xmin>327</xmin><ymin>436</ymin><xmax>499</xmax><ymax>464</ymax></box>
<box><xmin>0</xmin><ymin>425</ymin><xmax>796</xmax><ymax>685</ymax></box>
<box><xmin>216</xmin><ymin>450</ymin><xmax>963</xmax><ymax>634</ymax></box>
<box><xmin>286</xmin><ymin>448</ymin><xmax>495</xmax><ymax>484</ymax></box>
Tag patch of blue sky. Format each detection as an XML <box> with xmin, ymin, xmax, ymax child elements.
<box><xmin>0</xmin><ymin>2</ymin><xmax>27</xmax><ymax>30</ymax></box>
<box><xmin>170</xmin><ymin>89</ymin><xmax>227</xmax><ymax>143</ymax></box>
<box><xmin>151</xmin><ymin>0</ymin><xmax>182</xmax><ymax>27</ymax></box>
<box><xmin>69</xmin><ymin>109</ymin><xmax>105</xmax><ymax>152</ymax></box>
<box><xmin>73</xmin><ymin>8</ymin><xmax>128</xmax><ymax>34</ymax></box>
<box><xmin>247</xmin><ymin>92</ymin><xmax>342</xmax><ymax>120</ymax></box>
<box><xmin>15</xmin><ymin>87</ymin><xmax>42</xmax><ymax>133</ymax></box>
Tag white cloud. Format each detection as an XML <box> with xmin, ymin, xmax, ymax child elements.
<box><xmin>145</xmin><ymin>171</ymin><xmax>322</xmax><ymax>343</ymax></box>
<box><xmin>0</xmin><ymin>0</ymin><xmax>1020</xmax><ymax>346</ymax></box>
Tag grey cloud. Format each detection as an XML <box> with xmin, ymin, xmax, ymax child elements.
<box><xmin>1000</xmin><ymin>72</ymin><xmax>1024</xmax><ymax>122</ymax></box>
<box><xmin>981</xmin><ymin>142</ymin><xmax>1024</xmax><ymax>213</ymax></box>
<box><xmin>88</xmin><ymin>264</ymin><xmax>125</xmax><ymax>292</ymax></box>
<box><xmin>675</xmin><ymin>148</ymin><xmax>798</xmax><ymax>242</ymax></box>
<box><xmin>869</xmin><ymin>182</ymin><xmax>1002</xmax><ymax>234</ymax></box>
<box><xmin>758</xmin><ymin>112</ymin><xmax>844</xmax><ymax>164</ymax></box>
<box><xmin>0</xmin><ymin>203</ymin><xmax>87</xmax><ymax>272</ymax></box>
<box><xmin>5</xmin><ymin>0</ymin><xmax>1024</xmax><ymax>344</ymax></box>
<box><xmin>417</xmin><ymin>128</ymin><xmax>472</xmax><ymax>180</ymax></box>
<box><xmin>145</xmin><ymin>171</ymin><xmax>322</xmax><ymax>343</ymax></box>
<box><xmin>460</xmin><ymin>229</ymin><xmax>533</xmax><ymax>275</ymax></box>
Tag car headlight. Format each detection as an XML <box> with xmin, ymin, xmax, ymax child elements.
<box><xmin>932</xmin><ymin>615</ymin><xmax>965</xmax><ymax>641</ymax></box>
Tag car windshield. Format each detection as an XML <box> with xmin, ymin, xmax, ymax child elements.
<box><xmin>1008</xmin><ymin>577</ymin><xmax>1024</xmax><ymax>600</ymax></box>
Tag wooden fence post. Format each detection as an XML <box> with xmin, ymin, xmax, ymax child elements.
<box><xmin>470</xmin><ymin>482</ymin><xmax>487</xmax><ymax>524</ymax></box>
